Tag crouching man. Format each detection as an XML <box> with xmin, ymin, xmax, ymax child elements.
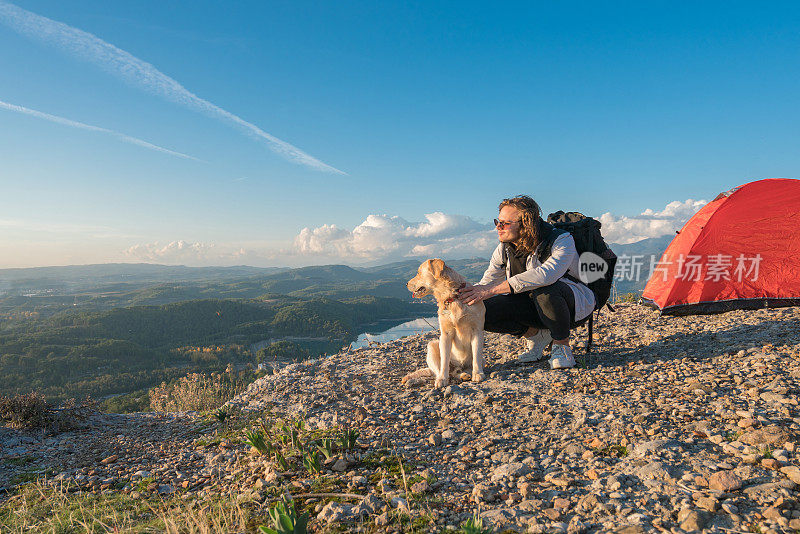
<box><xmin>458</xmin><ymin>195</ymin><xmax>595</xmax><ymax>369</ymax></box>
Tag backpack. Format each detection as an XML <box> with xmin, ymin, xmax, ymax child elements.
<box><xmin>538</xmin><ymin>211</ymin><xmax>618</xmax><ymax>354</ymax></box>
<box><xmin>541</xmin><ymin>211</ymin><xmax>617</xmax><ymax>312</ymax></box>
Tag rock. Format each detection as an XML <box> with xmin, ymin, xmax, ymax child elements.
<box><xmin>707</xmin><ymin>470</ymin><xmax>743</xmax><ymax>492</ymax></box>
<box><xmin>100</xmin><ymin>454</ymin><xmax>119</xmax><ymax>465</ymax></box>
<box><xmin>695</xmin><ymin>496</ymin><xmax>719</xmax><ymax>512</ymax></box>
<box><xmin>609</xmin><ymin>526</ymin><xmax>644</xmax><ymax>534</ymax></box>
<box><xmin>780</xmin><ymin>465</ymin><xmax>800</xmax><ymax>485</ymax></box>
<box><xmin>472</xmin><ymin>483</ymin><xmax>497</xmax><ymax>502</ymax></box>
<box><xmin>374</xmin><ymin>512</ymin><xmax>389</xmax><ymax>526</ymax></box>
<box><xmin>411</xmin><ymin>480</ymin><xmax>429</xmax><ymax>494</ymax></box>
<box><xmin>739</xmin><ymin>425</ymin><xmax>791</xmax><ymax>447</ymax></box>
<box><xmin>156</xmin><ymin>484</ymin><xmax>174</xmax><ymax>495</ymax></box>
<box><xmin>678</xmin><ymin>509</ymin><xmax>709</xmax><ymax>531</ymax></box>
<box><xmin>332</xmin><ymin>458</ymin><xmax>349</xmax><ymax>472</ymax></box>
<box><xmin>351</xmin><ymin>475</ymin><xmax>368</xmax><ymax>486</ymax></box>
<box><xmin>441</xmin><ymin>429</ymin><xmax>455</xmax><ymax>440</ymax></box>
<box><xmin>428</xmin><ymin>433</ymin><xmax>442</xmax><ymax>446</ymax></box>
<box><xmin>553</xmin><ymin>497</ymin><xmax>570</xmax><ymax>510</ymax></box>
<box><xmin>763</xmin><ymin>507</ymin><xmax>783</xmax><ymax>522</ymax></box>
<box><xmin>543</xmin><ymin>508</ymin><xmax>561</xmax><ymax>520</ymax></box>
<box><xmin>630</xmin><ymin>439</ymin><xmax>681</xmax><ymax>458</ymax></box>
<box><xmin>762</xmin><ymin>458</ymin><xmax>781</xmax><ymax>470</ymax></box>
<box><xmin>491</xmin><ymin>462</ymin><xmax>530</xmax><ymax>481</ymax></box>
<box><xmin>317</xmin><ymin>502</ymin><xmax>353</xmax><ymax>524</ymax></box>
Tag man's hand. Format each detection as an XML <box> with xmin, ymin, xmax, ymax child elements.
<box><xmin>458</xmin><ymin>283</ymin><xmax>493</xmax><ymax>305</ymax></box>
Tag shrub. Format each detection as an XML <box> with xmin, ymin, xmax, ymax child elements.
<box><xmin>148</xmin><ymin>370</ymin><xmax>249</xmax><ymax>412</ymax></box>
<box><xmin>0</xmin><ymin>393</ymin><xmax>95</xmax><ymax>431</ymax></box>
<box><xmin>0</xmin><ymin>392</ymin><xmax>51</xmax><ymax>429</ymax></box>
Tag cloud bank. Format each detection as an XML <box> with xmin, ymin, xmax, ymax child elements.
<box><xmin>599</xmin><ymin>199</ymin><xmax>708</xmax><ymax>244</ymax></box>
<box><xmin>120</xmin><ymin>199</ymin><xmax>706</xmax><ymax>267</ymax></box>
<box><xmin>0</xmin><ymin>1</ymin><xmax>344</xmax><ymax>174</ymax></box>
<box><xmin>0</xmin><ymin>99</ymin><xmax>201</xmax><ymax>161</ymax></box>
<box><xmin>293</xmin><ymin>212</ymin><xmax>495</xmax><ymax>262</ymax></box>
<box><xmin>123</xmin><ymin>241</ymin><xmax>250</xmax><ymax>266</ymax></box>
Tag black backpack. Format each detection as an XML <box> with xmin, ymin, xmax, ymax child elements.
<box><xmin>538</xmin><ymin>211</ymin><xmax>618</xmax><ymax>354</ymax></box>
<box><xmin>542</xmin><ymin>211</ymin><xmax>617</xmax><ymax>312</ymax></box>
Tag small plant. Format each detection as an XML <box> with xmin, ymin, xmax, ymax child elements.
<box><xmin>303</xmin><ymin>450</ymin><xmax>321</xmax><ymax>474</ymax></box>
<box><xmin>292</xmin><ymin>418</ymin><xmax>305</xmax><ymax>432</ymax></box>
<box><xmin>214</xmin><ymin>408</ymin><xmax>228</xmax><ymax>423</ymax></box>
<box><xmin>761</xmin><ymin>445</ymin><xmax>774</xmax><ymax>458</ymax></box>
<box><xmin>243</xmin><ymin>429</ymin><xmax>272</xmax><ymax>455</ymax></box>
<box><xmin>259</xmin><ymin>495</ymin><xmax>309</xmax><ymax>534</ymax></box>
<box><xmin>461</xmin><ymin>510</ymin><xmax>492</xmax><ymax>534</ymax></box>
<box><xmin>338</xmin><ymin>428</ymin><xmax>359</xmax><ymax>450</ymax></box>
<box><xmin>315</xmin><ymin>438</ymin><xmax>334</xmax><ymax>460</ymax></box>
<box><xmin>273</xmin><ymin>450</ymin><xmax>289</xmax><ymax>471</ymax></box>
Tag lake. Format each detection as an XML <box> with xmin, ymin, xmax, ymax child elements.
<box><xmin>350</xmin><ymin>316</ymin><xmax>439</xmax><ymax>349</ymax></box>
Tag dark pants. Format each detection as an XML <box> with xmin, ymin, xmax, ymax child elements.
<box><xmin>483</xmin><ymin>281</ymin><xmax>589</xmax><ymax>340</ymax></box>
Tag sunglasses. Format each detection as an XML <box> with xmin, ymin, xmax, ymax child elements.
<box><xmin>494</xmin><ymin>218</ymin><xmax>521</xmax><ymax>229</ymax></box>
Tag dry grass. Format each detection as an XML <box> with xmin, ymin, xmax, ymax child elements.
<box><xmin>0</xmin><ymin>479</ymin><xmax>267</xmax><ymax>533</ymax></box>
<box><xmin>149</xmin><ymin>368</ymin><xmax>250</xmax><ymax>413</ymax></box>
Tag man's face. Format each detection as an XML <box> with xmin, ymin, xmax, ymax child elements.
<box><xmin>496</xmin><ymin>205</ymin><xmax>523</xmax><ymax>243</ymax></box>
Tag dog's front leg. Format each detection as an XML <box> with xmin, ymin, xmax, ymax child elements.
<box><xmin>471</xmin><ymin>329</ymin><xmax>486</xmax><ymax>383</ymax></box>
<box><xmin>435</xmin><ymin>333</ymin><xmax>452</xmax><ymax>388</ymax></box>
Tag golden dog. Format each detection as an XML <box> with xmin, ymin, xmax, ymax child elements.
<box><xmin>402</xmin><ymin>259</ymin><xmax>486</xmax><ymax>388</ymax></box>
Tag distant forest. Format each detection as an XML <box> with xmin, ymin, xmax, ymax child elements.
<box><xmin>0</xmin><ymin>261</ymin><xmax>473</xmax><ymax>405</ymax></box>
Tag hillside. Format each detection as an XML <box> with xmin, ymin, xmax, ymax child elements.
<box><xmin>0</xmin><ymin>295</ymin><xmax>428</xmax><ymax>402</ymax></box>
<box><xmin>3</xmin><ymin>304</ymin><xmax>799</xmax><ymax>532</ymax></box>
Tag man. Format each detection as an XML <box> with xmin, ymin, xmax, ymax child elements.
<box><xmin>458</xmin><ymin>195</ymin><xmax>595</xmax><ymax>369</ymax></box>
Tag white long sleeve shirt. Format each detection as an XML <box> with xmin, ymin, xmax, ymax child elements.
<box><xmin>478</xmin><ymin>233</ymin><xmax>596</xmax><ymax>321</ymax></box>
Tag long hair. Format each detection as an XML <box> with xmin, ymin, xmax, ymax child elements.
<box><xmin>499</xmin><ymin>195</ymin><xmax>542</xmax><ymax>255</ymax></box>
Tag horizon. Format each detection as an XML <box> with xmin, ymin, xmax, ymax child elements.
<box><xmin>3</xmin><ymin>1</ymin><xmax>799</xmax><ymax>268</ymax></box>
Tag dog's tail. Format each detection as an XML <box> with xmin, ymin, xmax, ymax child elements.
<box><xmin>401</xmin><ymin>368</ymin><xmax>435</xmax><ymax>384</ymax></box>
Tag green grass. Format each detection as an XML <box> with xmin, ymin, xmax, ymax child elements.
<box><xmin>593</xmin><ymin>444</ymin><xmax>629</xmax><ymax>458</ymax></box>
<box><xmin>0</xmin><ymin>479</ymin><xmax>271</xmax><ymax>533</ymax></box>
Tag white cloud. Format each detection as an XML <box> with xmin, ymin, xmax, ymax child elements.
<box><xmin>0</xmin><ymin>99</ymin><xmax>201</xmax><ymax>161</ymax></box>
<box><xmin>0</xmin><ymin>1</ymin><xmax>344</xmax><ymax>174</ymax></box>
<box><xmin>123</xmin><ymin>241</ymin><xmax>250</xmax><ymax>265</ymax></box>
<box><xmin>599</xmin><ymin>199</ymin><xmax>707</xmax><ymax>244</ymax></box>
<box><xmin>292</xmin><ymin>212</ymin><xmax>494</xmax><ymax>262</ymax></box>
<box><xmin>115</xmin><ymin>201</ymin><xmax>709</xmax><ymax>268</ymax></box>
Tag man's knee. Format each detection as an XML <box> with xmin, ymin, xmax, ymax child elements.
<box><xmin>532</xmin><ymin>287</ymin><xmax>558</xmax><ymax>309</ymax></box>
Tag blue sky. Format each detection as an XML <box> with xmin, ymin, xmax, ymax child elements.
<box><xmin>1</xmin><ymin>1</ymin><xmax>799</xmax><ymax>267</ymax></box>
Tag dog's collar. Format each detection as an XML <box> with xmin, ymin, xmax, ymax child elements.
<box><xmin>443</xmin><ymin>283</ymin><xmax>466</xmax><ymax>306</ymax></box>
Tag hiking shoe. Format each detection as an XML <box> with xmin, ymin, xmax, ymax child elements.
<box><xmin>517</xmin><ymin>329</ymin><xmax>552</xmax><ymax>363</ymax></box>
<box><xmin>549</xmin><ymin>344</ymin><xmax>576</xmax><ymax>369</ymax></box>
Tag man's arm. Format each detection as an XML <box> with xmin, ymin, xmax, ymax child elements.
<box><xmin>506</xmin><ymin>233</ymin><xmax>577</xmax><ymax>293</ymax></box>
<box><xmin>477</xmin><ymin>244</ymin><xmax>506</xmax><ymax>286</ymax></box>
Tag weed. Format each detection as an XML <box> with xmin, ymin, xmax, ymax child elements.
<box><xmin>761</xmin><ymin>445</ymin><xmax>773</xmax><ymax>459</ymax></box>
<box><xmin>243</xmin><ymin>429</ymin><xmax>272</xmax><ymax>455</ymax></box>
<box><xmin>259</xmin><ymin>495</ymin><xmax>308</xmax><ymax>534</ymax></box>
<box><xmin>725</xmin><ymin>430</ymin><xmax>742</xmax><ymax>442</ymax></box>
<box><xmin>594</xmin><ymin>444</ymin><xmax>629</xmax><ymax>458</ymax></box>
<box><xmin>315</xmin><ymin>438</ymin><xmax>334</xmax><ymax>460</ymax></box>
<box><xmin>461</xmin><ymin>509</ymin><xmax>493</xmax><ymax>534</ymax></box>
<box><xmin>214</xmin><ymin>408</ymin><xmax>228</xmax><ymax>424</ymax></box>
<box><xmin>302</xmin><ymin>450</ymin><xmax>321</xmax><ymax>474</ymax></box>
<box><xmin>273</xmin><ymin>450</ymin><xmax>290</xmax><ymax>471</ymax></box>
<box><xmin>338</xmin><ymin>428</ymin><xmax>359</xmax><ymax>450</ymax></box>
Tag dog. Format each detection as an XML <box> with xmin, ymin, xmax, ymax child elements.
<box><xmin>401</xmin><ymin>259</ymin><xmax>486</xmax><ymax>388</ymax></box>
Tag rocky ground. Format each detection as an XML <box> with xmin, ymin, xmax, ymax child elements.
<box><xmin>2</xmin><ymin>303</ymin><xmax>800</xmax><ymax>533</ymax></box>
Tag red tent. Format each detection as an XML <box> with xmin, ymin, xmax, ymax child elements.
<box><xmin>642</xmin><ymin>178</ymin><xmax>800</xmax><ymax>315</ymax></box>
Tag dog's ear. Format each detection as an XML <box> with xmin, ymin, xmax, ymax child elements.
<box><xmin>429</xmin><ymin>258</ymin><xmax>446</xmax><ymax>278</ymax></box>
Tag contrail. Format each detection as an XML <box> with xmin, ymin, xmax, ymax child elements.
<box><xmin>0</xmin><ymin>99</ymin><xmax>202</xmax><ymax>161</ymax></box>
<box><xmin>0</xmin><ymin>1</ymin><xmax>345</xmax><ymax>174</ymax></box>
